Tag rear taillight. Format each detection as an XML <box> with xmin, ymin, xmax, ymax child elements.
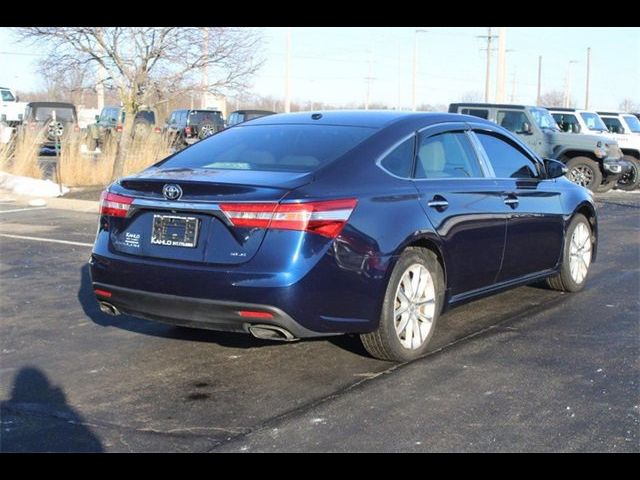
<box><xmin>100</xmin><ymin>191</ymin><xmax>134</xmax><ymax>217</ymax></box>
<box><xmin>154</xmin><ymin>127</ymin><xmax>161</xmax><ymax>133</ymax></box>
<box><xmin>185</xmin><ymin>126</ymin><xmax>192</xmax><ymax>136</ymax></box>
<box><xmin>74</xmin><ymin>125</ymin><xmax>80</xmax><ymax>132</ymax></box>
<box><xmin>115</xmin><ymin>124</ymin><xmax>123</xmax><ymax>133</ymax></box>
<box><xmin>220</xmin><ymin>199</ymin><xmax>357</xmax><ymax>239</ymax></box>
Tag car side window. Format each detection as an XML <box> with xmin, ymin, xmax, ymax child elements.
<box><xmin>380</xmin><ymin>136</ymin><xmax>415</xmax><ymax>178</ymax></box>
<box><xmin>415</xmin><ymin>131</ymin><xmax>484</xmax><ymax>179</ymax></box>
<box><xmin>497</xmin><ymin>110</ymin><xmax>530</xmax><ymax>134</ymax></box>
<box><xmin>552</xmin><ymin>113</ymin><xmax>581</xmax><ymax>133</ymax></box>
<box><xmin>475</xmin><ymin>131</ymin><xmax>539</xmax><ymax>179</ymax></box>
<box><xmin>461</xmin><ymin>108</ymin><xmax>489</xmax><ymax>119</ymax></box>
<box><xmin>602</xmin><ymin>117</ymin><xmax>625</xmax><ymax>134</ymax></box>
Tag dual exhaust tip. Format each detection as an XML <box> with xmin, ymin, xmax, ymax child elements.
<box><xmin>98</xmin><ymin>302</ymin><xmax>296</xmax><ymax>342</ymax></box>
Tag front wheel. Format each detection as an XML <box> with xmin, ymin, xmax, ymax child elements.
<box><xmin>546</xmin><ymin>213</ymin><xmax>594</xmax><ymax>292</ymax></box>
<box><xmin>566</xmin><ymin>157</ymin><xmax>602</xmax><ymax>191</ymax></box>
<box><xmin>617</xmin><ymin>155</ymin><xmax>640</xmax><ymax>191</ymax></box>
<box><xmin>360</xmin><ymin>247</ymin><xmax>444</xmax><ymax>362</ymax></box>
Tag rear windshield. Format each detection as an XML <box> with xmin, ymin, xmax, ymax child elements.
<box><xmin>134</xmin><ymin>111</ymin><xmax>155</xmax><ymax>124</ymax></box>
<box><xmin>188</xmin><ymin>110</ymin><xmax>223</xmax><ymax>125</ymax></box>
<box><xmin>157</xmin><ymin>124</ymin><xmax>375</xmax><ymax>173</ymax></box>
<box><xmin>34</xmin><ymin>107</ymin><xmax>75</xmax><ymax>122</ymax></box>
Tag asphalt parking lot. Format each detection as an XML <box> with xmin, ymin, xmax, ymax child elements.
<box><xmin>0</xmin><ymin>191</ymin><xmax>638</xmax><ymax>452</ymax></box>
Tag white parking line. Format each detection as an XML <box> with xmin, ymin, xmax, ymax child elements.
<box><xmin>0</xmin><ymin>233</ymin><xmax>93</xmax><ymax>247</ymax></box>
<box><xmin>0</xmin><ymin>207</ymin><xmax>48</xmax><ymax>214</ymax></box>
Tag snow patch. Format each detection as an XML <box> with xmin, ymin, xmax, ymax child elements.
<box><xmin>0</xmin><ymin>171</ymin><xmax>69</xmax><ymax>197</ymax></box>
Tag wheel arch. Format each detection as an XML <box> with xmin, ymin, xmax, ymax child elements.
<box><xmin>558</xmin><ymin>150</ymin><xmax>600</xmax><ymax>164</ymax></box>
<box><xmin>394</xmin><ymin>235</ymin><xmax>449</xmax><ymax>299</ymax></box>
<box><xmin>573</xmin><ymin>201</ymin><xmax>598</xmax><ymax>262</ymax></box>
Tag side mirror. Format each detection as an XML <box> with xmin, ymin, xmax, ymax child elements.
<box><xmin>544</xmin><ymin>158</ymin><xmax>568</xmax><ymax>179</ymax></box>
<box><xmin>521</xmin><ymin>122</ymin><xmax>533</xmax><ymax>135</ymax></box>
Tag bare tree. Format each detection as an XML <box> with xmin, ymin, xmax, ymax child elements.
<box><xmin>14</xmin><ymin>27</ymin><xmax>264</xmax><ymax>179</ymax></box>
<box><xmin>619</xmin><ymin>98</ymin><xmax>639</xmax><ymax>113</ymax></box>
<box><xmin>538</xmin><ymin>90</ymin><xmax>567</xmax><ymax>108</ymax></box>
<box><xmin>460</xmin><ymin>91</ymin><xmax>483</xmax><ymax>102</ymax></box>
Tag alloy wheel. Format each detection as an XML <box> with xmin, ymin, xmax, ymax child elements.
<box><xmin>569</xmin><ymin>165</ymin><xmax>595</xmax><ymax>188</ymax></box>
<box><xmin>569</xmin><ymin>222</ymin><xmax>592</xmax><ymax>284</ymax></box>
<box><xmin>393</xmin><ymin>264</ymin><xmax>436</xmax><ymax>350</ymax></box>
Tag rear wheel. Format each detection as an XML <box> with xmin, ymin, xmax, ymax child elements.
<box><xmin>546</xmin><ymin>213</ymin><xmax>593</xmax><ymax>292</ymax></box>
<box><xmin>566</xmin><ymin>157</ymin><xmax>602</xmax><ymax>191</ymax></box>
<box><xmin>361</xmin><ymin>247</ymin><xmax>444</xmax><ymax>362</ymax></box>
<box><xmin>617</xmin><ymin>155</ymin><xmax>640</xmax><ymax>191</ymax></box>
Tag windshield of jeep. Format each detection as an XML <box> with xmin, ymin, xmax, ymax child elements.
<box><xmin>1</xmin><ymin>89</ymin><xmax>15</xmax><ymax>102</ymax></box>
<box><xmin>34</xmin><ymin>107</ymin><xmax>75</xmax><ymax>122</ymax></box>
<box><xmin>579</xmin><ymin>112</ymin><xmax>608</xmax><ymax>132</ymax></box>
<box><xmin>623</xmin><ymin>115</ymin><xmax>640</xmax><ymax>133</ymax></box>
<box><xmin>530</xmin><ymin>108</ymin><xmax>559</xmax><ymax>131</ymax></box>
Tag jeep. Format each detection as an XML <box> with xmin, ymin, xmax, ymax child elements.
<box><xmin>448</xmin><ymin>103</ymin><xmax>627</xmax><ymax>192</ymax></box>
<box><xmin>18</xmin><ymin>102</ymin><xmax>79</xmax><ymax>155</ymax></box>
<box><xmin>164</xmin><ymin>109</ymin><xmax>225</xmax><ymax>148</ymax></box>
<box><xmin>548</xmin><ymin>108</ymin><xmax>640</xmax><ymax>191</ymax></box>
<box><xmin>86</xmin><ymin>106</ymin><xmax>160</xmax><ymax>150</ymax></box>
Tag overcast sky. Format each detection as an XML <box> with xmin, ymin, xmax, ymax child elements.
<box><xmin>1</xmin><ymin>27</ymin><xmax>638</xmax><ymax>111</ymax></box>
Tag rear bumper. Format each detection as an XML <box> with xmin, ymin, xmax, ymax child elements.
<box><xmin>92</xmin><ymin>282</ymin><xmax>326</xmax><ymax>338</ymax></box>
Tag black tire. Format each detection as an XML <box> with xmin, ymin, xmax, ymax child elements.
<box><xmin>595</xmin><ymin>180</ymin><xmax>616</xmax><ymax>193</ymax></box>
<box><xmin>566</xmin><ymin>157</ymin><xmax>602</xmax><ymax>191</ymax></box>
<box><xmin>616</xmin><ymin>155</ymin><xmax>640</xmax><ymax>192</ymax></box>
<box><xmin>360</xmin><ymin>247</ymin><xmax>445</xmax><ymax>362</ymax></box>
<box><xmin>546</xmin><ymin>213</ymin><xmax>593</xmax><ymax>293</ymax></box>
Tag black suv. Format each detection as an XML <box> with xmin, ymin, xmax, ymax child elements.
<box><xmin>226</xmin><ymin>109</ymin><xmax>276</xmax><ymax>127</ymax></box>
<box><xmin>165</xmin><ymin>109</ymin><xmax>225</xmax><ymax>147</ymax></box>
<box><xmin>20</xmin><ymin>102</ymin><xmax>79</xmax><ymax>155</ymax></box>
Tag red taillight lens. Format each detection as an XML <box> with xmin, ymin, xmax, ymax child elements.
<box><xmin>238</xmin><ymin>310</ymin><xmax>274</xmax><ymax>319</ymax></box>
<box><xmin>185</xmin><ymin>126</ymin><xmax>192</xmax><ymax>135</ymax></box>
<box><xmin>74</xmin><ymin>125</ymin><xmax>80</xmax><ymax>132</ymax></box>
<box><xmin>100</xmin><ymin>191</ymin><xmax>134</xmax><ymax>217</ymax></box>
<box><xmin>115</xmin><ymin>124</ymin><xmax>123</xmax><ymax>133</ymax></box>
<box><xmin>220</xmin><ymin>199</ymin><xmax>357</xmax><ymax>238</ymax></box>
<box><xmin>94</xmin><ymin>288</ymin><xmax>112</xmax><ymax>298</ymax></box>
<box><xmin>154</xmin><ymin>127</ymin><xmax>161</xmax><ymax>133</ymax></box>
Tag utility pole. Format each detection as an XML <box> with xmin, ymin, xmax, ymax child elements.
<box><xmin>365</xmin><ymin>46</ymin><xmax>374</xmax><ymax>110</ymax></box>
<box><xmin>495</xmin><ymin>27</ymin><xmax>507</xmax><ymax>103</ymax></box>
<box><xmin>478</xmin><ymin>28</ymin><xmax>496</xmax><ymax>102</ymax></box>
<box><xmin>510</xmin><ymin>69</ymin><xmax>517</xmax><ymax>103</ymax></box>
<box><xmin>564</xmin><ymin>60</ymin><xmax>579</xmax><ymax>108</ymax></box>
<box><xmin>585</xmin><ymin>47</ymin><xmax>591</xmax><ymax>110</ymax></box>
<box><xmin>412</xmin><ymin>29</ymin><xmax>428</xmax><ymax>111</ymax></box>
<box><xmin>536</xmin><ymin>55</ymin><xmax>542</xmax><ymax>106</ymax></box>
<box><xmin>284</xmin><ymin>27</ymin><xmax>291</xmax><ymax>113</ymax></box>
<box><xmin>201</xmin><ymin>27</ymin><xmax>209</xmax><ymax>109</ymax></box>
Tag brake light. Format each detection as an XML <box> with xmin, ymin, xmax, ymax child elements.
<box><xmin>185</xmin><ymin>126</ymin><xmax>192</xmax><ymax>135</ymax></box>
<box><xmin>220</xmin><ymin>199</ymin><xmax>357</xmax><ymax>238</ymax></box>
<box><xmin>154</xmin><ymin>127</ymin><xmax>161</xmax><ymax>133</ymax></box>
<box><xmin>94</xmin><ymin>288</ymin><xmax>112</xmax><ymax>298</ymax></box>
<box><xmin>115</xmin><ymin>124</ymin><xmax>123</xmax><ymax>132</ymax></box>
<box><xmin>100</xmin><ymin>191</ymin><xmax>134</xmax><ymax>217</ymax></box>
<box><xmin>74</xmin><ymin>125</ymin><xmax>80</xmax><ymax>132</ymax></box>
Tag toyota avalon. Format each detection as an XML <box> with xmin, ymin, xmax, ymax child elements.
<box><xmin>90</xmin><ymin>111</ymin><xmax>597</xmax><ymax>362</ymax></box>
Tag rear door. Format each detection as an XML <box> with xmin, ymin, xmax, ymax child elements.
<box><xmin>411</xmin><ymin>123</ymin><xmax>507</xmax><ymax>297</ymax></box>
<box><xmin>471</xmin><ymin>126</ymin><xmax>564</xmax><ymax>282</ymax></box>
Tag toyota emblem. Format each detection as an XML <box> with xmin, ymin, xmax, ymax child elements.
<box><xmin>162</xmin><ymin>184</ymin><xmax>183</xmax><ymax>201</ymax></box>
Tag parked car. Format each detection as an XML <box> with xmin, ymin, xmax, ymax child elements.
<box><xmin>164</xmin><ymin>109</ymin><xmax>225</xmax><ymax>147</ymax></box>
<box><xmin>549</xmin><ymin>108</ymin><xmax>640</xmax><ymax>191</ymax></box>
<box><xmin>86</xmin><ymin>106</ymin><xmax>160</xmax><ymax>150</ymax></box>
<box><xmin>448</xmin><ymin>103</ymin><xmax>627</xmax><ymax>192</ymax></box>
<box><xmin>91</xmin><ymin>111</ymin><xmax>597</xmax><ymax>362</ymax></box>
<box><xmin>19</xmin><ymin>102</ymin><xmax>79</xmax><ymax>155</ymax></box>
<box><xmin>226</xmin><ymin>109</ymin><xmax>276</xmax><ymax>127</ymax></box>
<box><xmin>0</xmin><ymin>87</ymin><xmax>28</xmax><ymax>127</ymax></box>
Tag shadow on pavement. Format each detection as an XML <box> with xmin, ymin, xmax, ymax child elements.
<box><xmin>77</xmin><ymin>264</ymin><xmax>370</xmax><ymax>357</ymax></box>
<box><xmin>0</xmin><ymin>367</ymin><xmax>103</xmax><ymax>452</ymax></box>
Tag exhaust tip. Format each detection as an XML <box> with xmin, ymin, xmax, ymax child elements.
<box><xmin>99</xmin><ymin>301</ymin><xmax>120</xmax><ymax>316</ymax></box>
<box><xmin>248</xmin><ymin>324</ymin><xmax>297</xmax><ymax>342</ymax></box>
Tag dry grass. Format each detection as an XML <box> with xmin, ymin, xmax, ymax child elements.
<box><xmin>2</xmin><ymin>127</ymin><xmax>173</xmax><ymax>187</ymax></box>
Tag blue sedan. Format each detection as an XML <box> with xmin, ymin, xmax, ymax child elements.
<box><xmin>90</xmin><ymin>111</ymin><xmax>597</xmax><ymax>362</ymax></box>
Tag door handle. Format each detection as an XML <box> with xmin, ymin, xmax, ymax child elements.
<box><xmin>503</xmin><ymin>194</ymin><xmax>519</xmax><ymax>208</ymax></box>
<box><xmin>427</xmin><ymin>196</ymin><xmax>449</xmax><ymax>210</ymax></box>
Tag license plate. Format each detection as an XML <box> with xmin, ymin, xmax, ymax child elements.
<box><xmin>151</xmin><ymin>215</ymin><xmax>199</xmax><ymax>248</ymax></box>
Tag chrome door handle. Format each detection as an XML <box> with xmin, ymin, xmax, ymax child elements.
<box><xmin>427</xmin><ymin>198</ymin><xmax>449</xmax><ymax>209</ymax></box>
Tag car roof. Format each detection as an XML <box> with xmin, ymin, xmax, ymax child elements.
<box><xmin>597</xmin><ymin>111</ymin><xmax>624</xmax><ymax>116</ymax></box>
<box><xmin>449</xmin><ymin>102</ymin><xmax>532</xmax><ymax>110</ymax></box>
<box><xmin>28</xmin><ymin>102</ymin><xmax>76</xmax><ymax>108</ymax></box>
<box><xmin>232</xmin><ymin>110</ymin><xmax>275</xmax><ymax>115</ymax></box>
<box><xmin>241</xmin><ymin>110</ymin><xmax>486</xmax><ymax>130</ymax></box>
